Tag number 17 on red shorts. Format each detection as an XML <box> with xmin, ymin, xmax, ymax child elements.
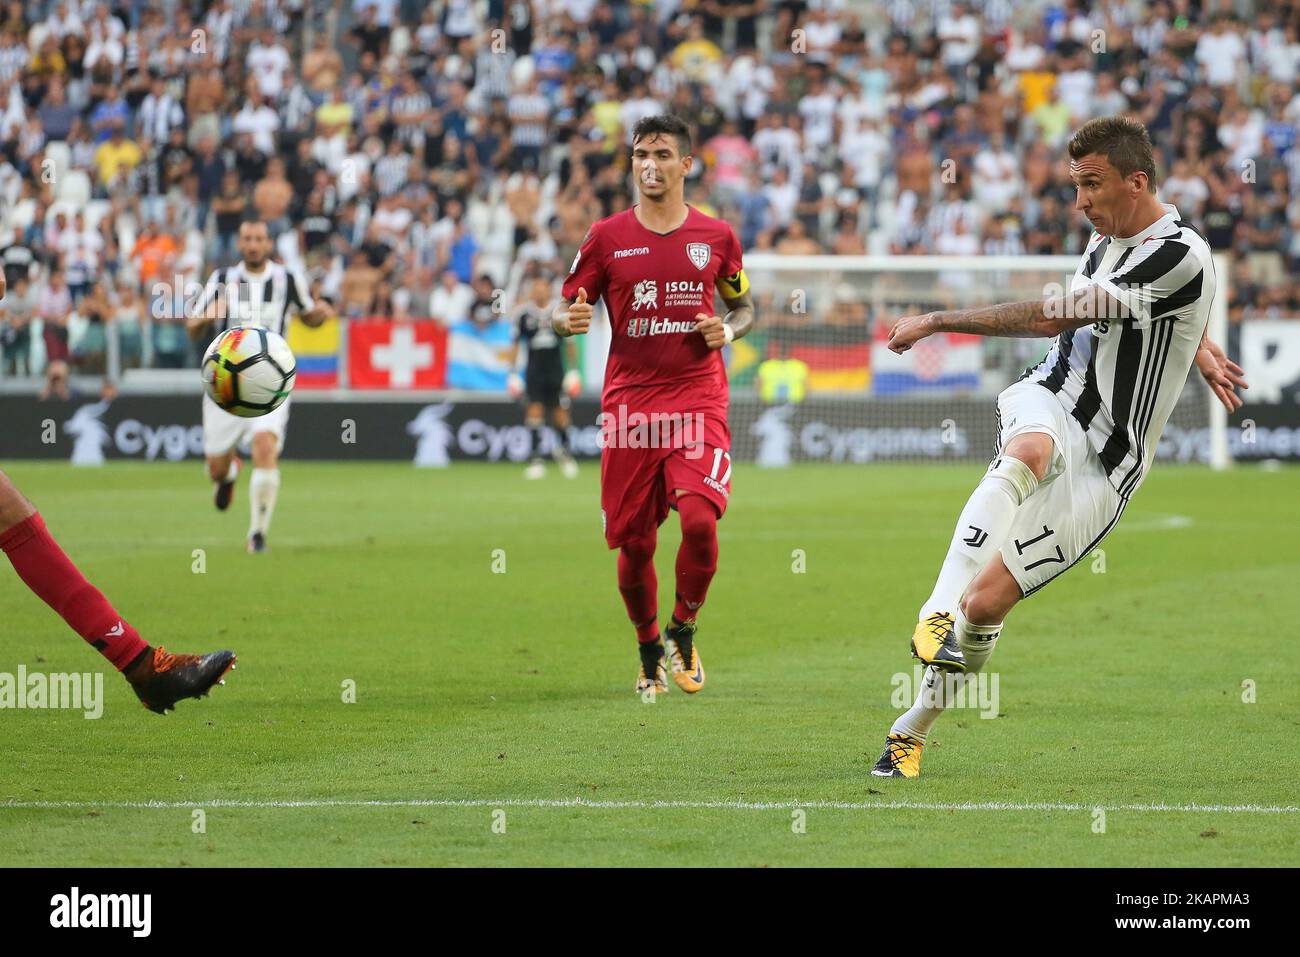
<box><xmin>597</xmin><ymin>404</ymin><xmax>732</xmax><ymax>549</ymax></box>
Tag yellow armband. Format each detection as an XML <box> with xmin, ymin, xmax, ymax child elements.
<box><xmin>718</xmin><ymin>268</ymin><xmax>750</xmax><ymax>299</ymax></box>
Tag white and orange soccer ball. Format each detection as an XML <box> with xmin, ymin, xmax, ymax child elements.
<box><xmin>200</xmin><ymin>326</ymin><xmax>297</xmax><ymax>418</ymax></box>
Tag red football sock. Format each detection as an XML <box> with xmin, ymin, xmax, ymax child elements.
<box><xmin>673</xmin><ymin>494</ymin><xmax>719</xmax><ymax>623</ymax></box>
<box><xmin>1</xmin><ymin>513</ymin><xmax>149</xmax><ymax>671</ymax></box>
<box><xmin>617</xmin><ymin>533</ymin><xmax>660</xmax><ymax>643</ymax></box>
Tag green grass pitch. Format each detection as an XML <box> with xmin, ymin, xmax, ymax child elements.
<box><xmin>0</xmin><ymin>460</ymin><xmax>1297</xmax><ymax>867</ymax></box>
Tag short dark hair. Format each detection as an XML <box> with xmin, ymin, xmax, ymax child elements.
<box><xmin>630</xmin><ymin>113</ymin><xmax>692</xmax><ymax>158</ymax></box>
<box><xmin>1068</xmin><ymin>116</ymin><xmax>1157</xmax><ymax>193</ymax></box>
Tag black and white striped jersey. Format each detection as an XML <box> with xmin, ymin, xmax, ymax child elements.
<box><xmin>1024</xmin><ymin>204</ymin><xmax>1216</xmax><ymax>499</ymax></box>
<box><xmin>192</xmin><ymin>260</ymin><xmax>315</xmax><ymax>338</ymax></box>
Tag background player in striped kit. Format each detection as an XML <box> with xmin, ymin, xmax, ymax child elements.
<box><xmin>509</xmin><ymin>276</ymin><xmax>581</xmax><ymax>480</ymax></box>
<box><xmin>872</xmin><ymin>116</ymin><xmax>1248</xmax><ymax>778</ymax></box>
<box><xmin>188</xmin><ymin>220</ymin><xmax>332</xmax><ymax>553</ymax></box>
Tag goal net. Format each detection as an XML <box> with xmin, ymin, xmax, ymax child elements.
<box><xmin>723</xmin><ymin>254</ymin><xmax>1228</xmax><ymax>469</ymax></box>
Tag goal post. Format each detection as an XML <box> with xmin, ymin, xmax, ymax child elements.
<box><xmin>729</xmin><ymin>254</ymin><xmax>1227</xmax><ymax>468</ymax></box>
<box><xmin>1207</xmin><ymin>253</ymin><xmax>1232</xmax><ymax>471</ymax></box>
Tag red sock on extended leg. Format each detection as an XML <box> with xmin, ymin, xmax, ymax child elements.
<box><xmin>673</xmin><ymin>494</ymin><xmax>719</xmax><ymax>623</ymax></box>
<box><xmin>617</xmin><ymin>532</ymin><xmax>660</xmax><ymax>643</ymax></box>
<box><xmin>0</xmin><ymin>513</ymin><xmax>149</xmax><ymax>670</ymax></box>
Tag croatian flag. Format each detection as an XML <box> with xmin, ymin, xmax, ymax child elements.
<box><xmin>871</xmin><ymin>331</ymin><xmax>982</xmax><ymax>396</ymax></box>
<box><xmin>446</xmin><ymin>319</ymin><xmax>515</xmax><ymax>391</ymax></box>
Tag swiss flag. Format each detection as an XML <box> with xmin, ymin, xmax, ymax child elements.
<box><xmin>348</xmin><ymin>319</ymin><xmax>447</xmax><ymax>389</ymax></box>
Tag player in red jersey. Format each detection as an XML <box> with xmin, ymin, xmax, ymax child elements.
<box><xmin>554</xmin><ymin>114</ymin><xmax>757</xmax><ymax>695</ymax></box>
<box><xmin>1</xmin><ymin>274</ymin><xmax>236</xmax><ymax>714</ymax></box>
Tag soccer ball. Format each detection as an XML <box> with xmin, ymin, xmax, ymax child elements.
<box><xmin>201</xmin><ymin>326</ymin><xmax>297</xmax><ymax>418</ymax></box>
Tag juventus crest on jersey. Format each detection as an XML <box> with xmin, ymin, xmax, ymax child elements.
<box><xmin>193</xmin><ymin>261</ymin><xmax>315</xmax><ymax>338</ymax></box>
<box><xmin>1024</xmin><ymin>204</ymin><xmax>1216</xmax><ymax>500</ymax></box>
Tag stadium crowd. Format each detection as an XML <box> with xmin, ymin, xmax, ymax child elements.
<box><xmin>0</xmin><ymin>0</ymin><xmax>1297</xmax><ymax>393</ymax></box>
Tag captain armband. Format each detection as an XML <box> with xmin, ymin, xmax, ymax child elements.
<box><xmin>718</xmin><ymin>269</ymin><xmax>750</xmax><ymax>299</ymax></box>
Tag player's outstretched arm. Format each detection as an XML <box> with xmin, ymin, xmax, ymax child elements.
<box><xmin>299</xmin><ymin>303</ymin><xmax>334</xmax><ymax>328</ymax></box>
<box><xmin>187</xmin><ymin>272</ymin><xmax>224</xmax><ymax>338</ymax></box>
<box><xmin>552</xmin><ymin>286</ymin><xmax>593</xmax><ymax>337</ymax></box>
<box><xmin>887</xmin><ymin>286</ymin><xmax>1126</xmax><ymax>354</ymax></box>
<box><xmin>185</xmin><ymin>312</ymin><xmax>214</xmax><ymax>338</ymax></box>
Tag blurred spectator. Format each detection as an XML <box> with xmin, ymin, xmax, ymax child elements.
<box><xmin>93</xmin><ymin>125</ymin><xmax>143</xmax><ymax>193</ymax></box>
<box><xmin>831</xmin><ymin>213</ymin><xmax>867</xmax><ymax>255</ymax></box>
<box><xmin>253</xmin><ymin>157</ymin><xmax>294</xmax><ymax>236</ymax></box>
<box><xmin>40</xmin><ymin>358</ymin><xmax>71</xmax><ymax>400</ymax></box>
<box><xmin>210</xmin><ymin>169</ymin><xmax>247</xmax><ymax>264</ymax></box>
<box><xmin>776</xmin><ymin>218</ymin><xmax>821</xmax><ymax>255</ymax></box>
<box><xmin>428</xmin><ymin>269</ymin><xmax>473</xmax><ymax>326</ymax></box>
<box><xmin>112</xmin><ymin>279</ymin><xmax>143</xmax><ymax>369</ymax></box>
<box><xmin>72</xmin><ymin>279</ymin><xmax>111</xmax><ymax>374</ymax></box>
<box><xmin>58</xmin><ymin>212</ymin><xmax>102</xmax><ymax>303</ymax></box>
<box><xmin>37</xmin><ymin>269</ymin><xmax>73</xmax><ymax>365</ymax></box>
<box><xmin>232</xmin><ymin>91</ymin><xmax>281</xmax><ymax>156</ymax></box>
<box><xmin>0</xmin><ymin>275</ymin><xmax>34</xmax><ymax>375</ymax></box>
<box><xmin>129</xmin><ymin>220</ymin><xmax>179</xmax><ymax>289</ymax></box>
<box><xmin>340</xmin><ymin>251</ymin><xmax>382</xmax><ymax>317</ymax></box>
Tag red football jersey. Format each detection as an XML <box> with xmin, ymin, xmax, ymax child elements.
<box><xmin>562</xmin><ymin>204</ymin><xmax>745</xmax><ymax>413</ymax></box>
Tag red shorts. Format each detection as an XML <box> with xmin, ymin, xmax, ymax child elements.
<box><xmin>599</xmin><ymin>406</ymin><xmax>731</xmax><ymax>548</ymax></box>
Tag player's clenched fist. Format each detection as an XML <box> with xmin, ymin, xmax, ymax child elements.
<box><xmin>554</xmin><ymin>287</ymin><xmax>593</xmax><ymax>336</ymax></box>
<box><xmin>887</xmin><ymin>313</ymin><xmax>936</xmax><ymax>354</ymax></box>
<box><xmin>696</xmin><ymin>313</ymin><xmax>729</xmax><ymax>350</ymax></box>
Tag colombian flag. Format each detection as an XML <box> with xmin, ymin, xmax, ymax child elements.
<box><xmin>286</xmin><ymin>316</ymin><xmax>341</xmax><ymax>388</ymax></box>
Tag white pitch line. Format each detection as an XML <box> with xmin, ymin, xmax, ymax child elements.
<box><xmin>1116</xmin><ymin>513</ymin><xmax>1194</xmax><ymax>533</ymax></box>
<box><xmin>2</xmin><ymin>798</ymin><xmax>1296</xmax><ymax>814</ymax></box>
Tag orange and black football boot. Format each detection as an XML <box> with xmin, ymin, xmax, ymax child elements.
<box><xmin>636</xmin><ymin>639</ymin><xmax>668</xmax><ymax>696</ymax></box>
<box><xmin>871</xmin><ymin>733</ymin><xmax>925</xmax><ymax>778</ymax></box>
<box><xmin>910</xmin><ymin>611</ymin><xmax>966</xmax><ymax>672</ymax></box>
<box><xmin>665</xmin><ymin>617</ymin><xmax>705</xmax><ymax>693</ymax></box>
<box><xmin>125</xmin><ymin>646</ymin><xmax>237</xmax><ymax>715</ymax></box>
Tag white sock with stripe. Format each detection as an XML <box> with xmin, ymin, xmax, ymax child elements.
<box><xmin>248</xmin><ymin>468</ymin><xmax>280</xmax><ymax>537</ymax></box>
<box><xmin>954</xmin><ymin>607</ymin><xmax>1001</xmax><ymax>673</ymax></box>
<box><xmin>891</xmin><ymin>665</ymin><xmax>950</xmax><ymax>743</ymax></box>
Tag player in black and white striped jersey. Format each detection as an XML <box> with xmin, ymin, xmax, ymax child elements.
<box><xmin>187</xmin><ymin>220</ymin><xmax>332</xmax><ymax>554</ymax></box>
<box><xmin>870</xmin><ymin>117</ymin><xmax>1249</xmax><ymax>779</ymax></box>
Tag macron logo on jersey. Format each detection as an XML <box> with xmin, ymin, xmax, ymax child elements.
<box><xmin>613</xmin><ymin>246</ymin><xmax>650</xmax><ymax>259</ymax></box>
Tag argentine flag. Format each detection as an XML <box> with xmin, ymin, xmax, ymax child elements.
<box><xmin>447</xmin><ymin>319</ymin><xmax>515</xmax><ymax>391</ymax></box>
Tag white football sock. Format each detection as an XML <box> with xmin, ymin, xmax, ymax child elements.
<box><xmin>891</xmin><ymin>665</ymin><xmax>950</xmax><ymax>743</ymax></box>
<box><xmin>890</xmin><ymin>617</ymin><xmax>1004</xmax><ymax>744</ymax></box>
<box><xmin>954</xmin><ymin>607</ymin><xmax>1001</xmax><ymax>673</ymax></box>
<box><xmin>220</xmin><ymin>458</ymin><xmax>238</xmax><ymax>483</ymax></box>
<box><xmin>248</xmin><ymin>468</ymin><xmax>280</xmax><ymax>537</ymax></box>
<box><xmin>919</xmin><ymin>455</ymin><xmax>1039</xmax><ymax>619</ymax></box>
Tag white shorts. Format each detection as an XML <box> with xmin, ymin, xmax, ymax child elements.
<box><xmin>202</xmin><ymin>394</ymin><xmax>291</xmax><ymax>458</ymax></box>
<box><xmin>993</xmin><ymin>380</ymin><xmax>1126</xmax><ymax>597</ymax></box>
